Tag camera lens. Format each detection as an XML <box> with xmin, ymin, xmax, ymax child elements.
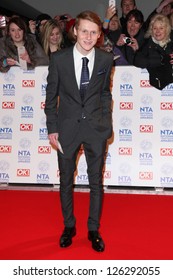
<box><xmin>36</xmin><ymin>20</ymin><xmax>40</xmax><ymax>28</ymax></box>
<box><xmin>125</xmin><ymin>38</ymin><xmax>131</xmax><ymax>44</ymax></box>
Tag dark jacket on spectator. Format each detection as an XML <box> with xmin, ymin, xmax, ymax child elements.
<box><xmin>116</xmin><ymin>27</ymin><xmax>145</xmax><ymax>65</ymax></box>
<box><xmin>134</xmin><ymin>37</ymin><xmax>173</xmax><ymax>89</ymax></box>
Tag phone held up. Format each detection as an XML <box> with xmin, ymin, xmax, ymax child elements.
<box><xmin>0</xmin><ymin>16</ymin><xmax>6</xmax><ymax>28</ymax></box>
<box><xmin>109</xmin><ymin>0</ymin><xmax>116</xmax><ymax>7</ymax></box>
<box><xmin>17</xmin><ymin>46</ymin><xmax>27</xmax><ymax>70</ymax></box>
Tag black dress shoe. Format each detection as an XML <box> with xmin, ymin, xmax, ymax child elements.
<box><xmin>88</xmin><ymin>231</ymin><xmax>105</xmax><ymax>252</ymax></box>
<box><xmin>60</xmin><ymin>227</ymin><xmax>76</xmax><ymax>248</ymax></box>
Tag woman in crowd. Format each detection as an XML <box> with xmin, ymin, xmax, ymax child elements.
<box><xmin>97</xmin><ymin>31</ymin><xmax>128</xmax><ymax>66</ymax></box>
<box><xmin>102</xmin><ymin>5</ymin><xmax>122</xmax><ymax>44</ymax></box>
<box><xmin>0</xmin><ymin>16</ymin><xmax>49</xmax><ymax>73</ymax></box>
<box><xmin>41</xmin><ymin>19</ymin><xmax>64</xmax><ymax>57</ymax></box>
<box><xmin>116</xmin><ymin>9</ymin><xmax>145</xmax><ymax>64</ymax></box>
<box><xmin>100</xmin><ymin>4</ymin><xmax>128</xmax><ymax>65</ymax></box>
<box><xmin>134</xmin><ymin>14</ymin><xmax>173</xmax><ymax>90</ymax></box>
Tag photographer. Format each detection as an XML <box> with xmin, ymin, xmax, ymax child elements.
<box><xmin>116</xmin><ymin>9</ymin><xmax>145</xmax><ymax>64</ymax></box>
<box><xmin>28</xmin><ymin>13</ymin><xmax>52</xmax><ymax>44</ymax></box>
<box><xmin>54</xmin><ymin>13</ymin><xmax>73</xmax><ymax>47</ymax></box>
<box><xmin>102</xmin><ymin>4</ymin><xmax>121</xmax><ymax>44</ymax></box>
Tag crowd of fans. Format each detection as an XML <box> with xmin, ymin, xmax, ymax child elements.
<box><xmin>0</xmin><ymin>0</ymin><xmax>173</xmax><ymax>88</ymax></box>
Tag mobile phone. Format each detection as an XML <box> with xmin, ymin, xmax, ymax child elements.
<box><xmin>109</xmin><ymin>0</ymin><xmax>116</xmax><ymax>6</ymax></box>
<box><xmin>0</xmin><ymin>15</ymin><xmax>6</xmax><ymax>27</ymax></box>
<box><xmin>17</xmin><ymin>46</ymin><xmax>27</xmax><ymax>70</ymax></box>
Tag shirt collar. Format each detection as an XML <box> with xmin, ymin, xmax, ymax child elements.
<box><xmin>74</xmin><ymin>43</ymin><xmax>95</xmax><ymax>61</ymax></box>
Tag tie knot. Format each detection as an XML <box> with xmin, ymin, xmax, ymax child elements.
<box><xmin>82</xmin><ymin>57</ymin><xmax>89</xmax><ymax>66</ymax></box>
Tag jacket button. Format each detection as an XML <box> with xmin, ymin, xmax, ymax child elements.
<box><xmin>82</xmin><ymin>104</ymin><xmax>84</xmax><ymax>108</ymax></box>
<box><xmin>77</xmin><ymin>119</ymin><xmax>80</xmax><ymax>123</ymax></box>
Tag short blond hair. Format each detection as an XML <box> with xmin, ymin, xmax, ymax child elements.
<box><xmin>145</xmin><ymin>14</ymin><xmax>171</xmax><ymax>41</ymax></box>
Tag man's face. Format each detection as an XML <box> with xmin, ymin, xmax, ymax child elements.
<box><xmin>121</xmin><ymin>0</ymin><xmax>136</xmax><ymax>16</ymax></box>
<box><xmin>162</xmin><ymin>4</ymin><xmax>172</xmax><ymax>16</ymax></box>
<box><xmin>74</xmin><ymin>19</ymin><xmax>100</xmax><ymax>55</ymax></box>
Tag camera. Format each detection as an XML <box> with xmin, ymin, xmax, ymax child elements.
<box><xmin>36</xmin><ymin>20</ymin><xmax>41</xmax><ymax>28</ymax></box>
<box><xmin>60</xmin><ymin>15</ymin><xmax>68</xmax><ymax>20</ymax></box>
<box><xmin>109</xmin><ymin>0</ymin><xmax>116</xmax><ymax>6</ymax></box>
<box><xmin>123</xmin><ymin>37</ymin><xmax>132</xmax><ymax>45</ymax></box>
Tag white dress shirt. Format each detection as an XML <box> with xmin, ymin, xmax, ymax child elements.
<box><xmin>73</xmin><ymin>44</ymin><xmax>95</xmax><ymax>89</ymax></box>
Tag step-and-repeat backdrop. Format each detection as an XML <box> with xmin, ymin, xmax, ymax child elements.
<box><xmin>1</xmin><ymin>66</ymin><xmax>173</xmax><ymax>188</ymax></box>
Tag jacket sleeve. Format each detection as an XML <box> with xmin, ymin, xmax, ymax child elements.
<box><xmin>44</xmin><ymin>53</ymin><xmax>59</xmax><ymax>134</ymax></box>
<box><xmin>0</xmin><ymin>38</ymin><xmax>10</xmax><ymax>73</ymax></box>
<box><xmin>100</xmin><ymin>53</ymin><xmax>114</xmax><ymax>123</ymax></box>
<box><xmin>134</xmin><ymin>40</ymin><xmax>164</xmax><ymax>69</ymax></box>
<box><xmin>34</xmin><ymin>41</ymin><xmax>49</xmax><ymax>66</ymax></box>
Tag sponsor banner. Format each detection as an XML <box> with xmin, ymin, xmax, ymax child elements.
<box><xmin>0</xmin><ymin>66</ymin><xmax>173</xmax><ymax>187</ymax></box>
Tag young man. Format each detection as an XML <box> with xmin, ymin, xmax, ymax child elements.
<box><xmin>45</xmin><ymin>10</ymin><xmax>113</xmax><ymax>252</ymax></box>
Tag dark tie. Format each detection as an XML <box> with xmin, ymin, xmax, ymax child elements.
<box><xmin>80</xmin><ymin>57</ymin><xmax>89</xmax><ymax>101</ymax></box>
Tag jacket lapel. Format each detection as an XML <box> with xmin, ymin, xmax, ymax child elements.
<box><xmin>67</xmin><ymin>49</ymin><xmax>78</xmax><ymax>89</ymax></box>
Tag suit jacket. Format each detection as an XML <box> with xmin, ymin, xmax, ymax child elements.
<box><xmin>45</xmin><ymin>46</ymin><xmax>114</xmax><ymax>146</ymax></box>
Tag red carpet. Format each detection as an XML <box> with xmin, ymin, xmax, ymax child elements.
<box><xmin>0</xmin><ymin>189</ymin><xmax>173</xmax><ymax>260</ymax></box>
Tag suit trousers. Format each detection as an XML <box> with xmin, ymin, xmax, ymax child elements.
<box><xmin>57</xmin><ymin>118</ymin><xmax>107</xmax><ymax>231</ymax></box>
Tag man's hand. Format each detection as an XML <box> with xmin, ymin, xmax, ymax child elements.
<box><xmin>48</xmin><ymin>133</ymin><xmax>59</xmax><ymax>149</ymax></box>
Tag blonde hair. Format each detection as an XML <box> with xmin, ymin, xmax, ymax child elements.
<box><xmin>145</xmin><ymin>14</ymin><xmax>171</xmax><ymax>41</ymax></box>
<box><xmin>41</xmin><ymin>19</ymin><xmax>63</xmax><ymax>55</ymax></box>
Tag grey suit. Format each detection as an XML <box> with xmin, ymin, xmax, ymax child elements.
<box><xmin>45</xmin><ymin>46</ymin><xmax>113</xmax><ymax>231</ymax></box>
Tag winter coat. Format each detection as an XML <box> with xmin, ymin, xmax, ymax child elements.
<box><xmin>0</xmin><ymin>34</ymin><xmax>49</xmax><ymax>73</ymax></box>
<box><xmin>134</xmin><ymin>37</ymin><xmax>173</xmax><ymax>90</ymax></box>
<box><xmin>116</xmin><ymin>27</ymin><xmax>145</xmax><ymax>65</ymax></box>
